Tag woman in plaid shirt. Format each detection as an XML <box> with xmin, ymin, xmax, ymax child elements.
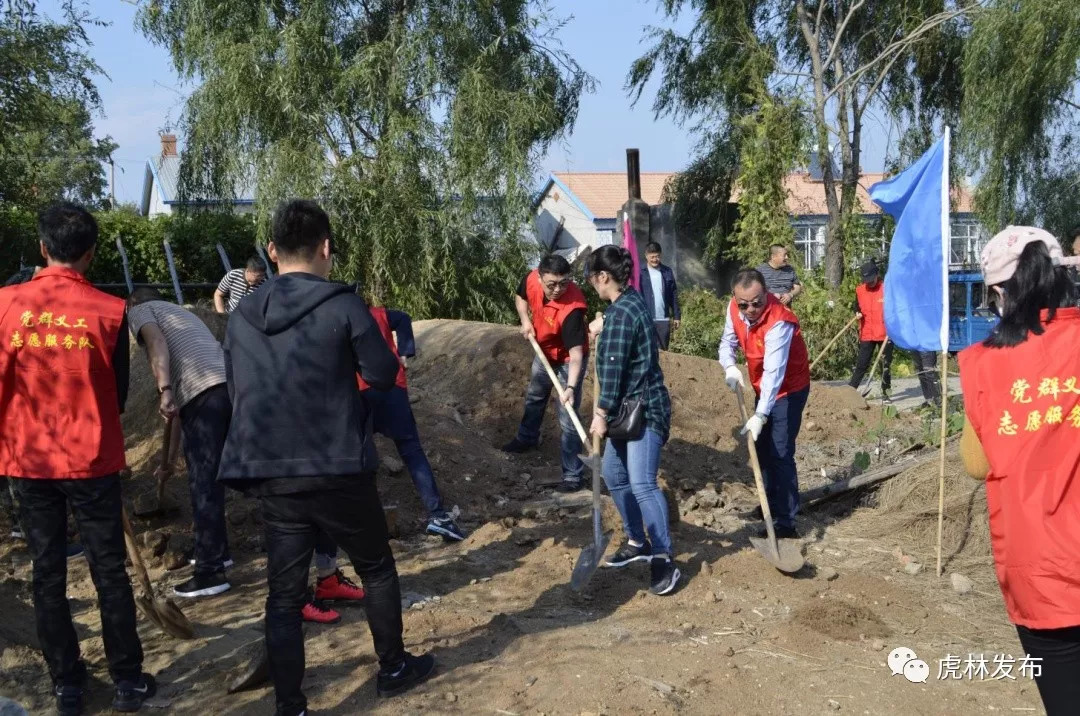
<box><xmin>586</xmin><ymin>246</ymin><xmax>679</xmax><ymax>596</ymax></box>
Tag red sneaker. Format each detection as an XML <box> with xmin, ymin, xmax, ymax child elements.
<box><xmin>302</xmin><ymin>601</ymin><xmax>341</xmax><ymax>624</ymax></box>
<box><xmin>315</xmin><ymin>570</ymin><xmax>366</xmax><ymax>602</ymax></box>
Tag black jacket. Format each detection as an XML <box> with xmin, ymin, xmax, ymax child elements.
<box><xmin>217</xmin><ymin>273</ymin><xmax>400</xmax><ymax>483</ymax></box>
<box><xmin>638</xmin><ymin>262</ymin><xmax>680</xmax><ymax>321</ymax></box>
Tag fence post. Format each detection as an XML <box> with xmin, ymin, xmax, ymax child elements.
<box><xmin>256</xmin><ymin>243</ymin><xmax>274</xmax><ymax>277</ymax></box>
<box><xmin>162</xmin><ymin>238</ymin><xmax>185</xmax><ymax>305</ymax></box>
<box><xmin>215</xmin><ymin>243</ymin><xmax>233</xmax><ymax>273</ymax></box>
<box><xmin>115</xmin><ymin>236</ymin><xmax>134</xmax><ymax>295</ymax></box>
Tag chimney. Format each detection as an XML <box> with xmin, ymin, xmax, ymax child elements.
<box><xmin>160</xmin><ymin>133</ymin><xmax>178</xmax><ymax>158</ymax></box>
<box><xmin>626</xmin><ymin>148</ymin><xmax>641</xmax><ymax>200</ymax></box>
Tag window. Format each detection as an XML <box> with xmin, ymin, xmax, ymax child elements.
<box><xmin>792</xmin><ymin>223</ymin><xmax>825</xmax><ymax>270</ymax></box>
<box><xmin>950</xmin><ymin>221</ymin><xmax>986</xmax><ymax>267</ymax></box>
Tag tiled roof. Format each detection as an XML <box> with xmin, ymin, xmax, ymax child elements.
<box><xmin>547</xmin><ymin>170</ymin><xmax>975</xmax><ymax>219</ymax></box>
<box><xmin>551</xmin><ymin>172</ymin><xmax>675</xmax><ymax>219</ymax></box>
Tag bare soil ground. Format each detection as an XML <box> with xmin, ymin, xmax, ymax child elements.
<box><xmin>0</xmin><ymin>319</ymin><xmax>1043</xmax><ymax>715</ymax></box>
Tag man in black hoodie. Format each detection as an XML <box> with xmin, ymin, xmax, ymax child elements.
<box><xmin>218</xmin><ymin>199</ymin><xmax>435</xmax><ymax>715</ymax></box>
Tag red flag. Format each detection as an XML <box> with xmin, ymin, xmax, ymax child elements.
<box><xmin>622</xmin><ymin>212</ymin><xmax>641</xmax><ymax>290</ymax></box>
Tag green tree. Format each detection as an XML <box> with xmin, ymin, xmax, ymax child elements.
<box><xmin>138</xmin><ymin>0</ymin><xmax>591</xmax><ymax>322</ymax></box>
<box><xmin>960</xmin><ymin>0</ymin><xmax>1080</xmax><ymax>234</ymax></box>
<box><xmin>0</xmin><ymin>1</ymin><xmax>116</xmax><ymax>209</ymax></box>
<box><xmin>630</xmin><ymin>0</ymin><xmax>970</xmax><ymax>287</ymax></box>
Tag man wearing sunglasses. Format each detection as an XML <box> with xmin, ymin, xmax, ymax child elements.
<box><xmin>503</xmin><ymin>254</ymin><xmax>588</xmax><ymax>493</ymax></box>
<box><xmin>718</xmin><ymin>268</ymin><xmax>811</xmax><ymax>539</ymax></box>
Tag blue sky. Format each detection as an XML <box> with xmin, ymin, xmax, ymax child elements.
<box><xmin>54</xmin><ymin>0</ymin><xmax>891</xmax><ymax>205</ymax></box>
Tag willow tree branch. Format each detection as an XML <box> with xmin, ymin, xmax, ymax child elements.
<box><xmin>823</xmin><ymin>0</ymin><xmax>867</xmax><ymax>71</ymax></box>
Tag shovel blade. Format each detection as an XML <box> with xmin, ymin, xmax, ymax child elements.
<box><xmin>570</xmin><ymin>530</ymin><xmax>613</xmax><ymax>592</ymax></box>
<box><xmin>748</xmin><ymin>535</ymin><xmax>805</xmax><ymax>574</ymax></box>
<box><xmin>228</xmin><ymin>645</ymin><xmax>270</xmax><ymax>694</ymax></box>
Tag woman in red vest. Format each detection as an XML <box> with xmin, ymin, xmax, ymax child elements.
<box><xmin>719</xmin><ymin>268</ymin><xmax>811</xmax><ymax>539</ymax></box>
<box><xmin>959</xmin><ymin>227</ymin><xmax>1080</xmax><ymax>716</ymax></box>
<box><xmin>848</xmin><ymin>259</ymin><xmax>893</xmax><ymax>399</ymax></box>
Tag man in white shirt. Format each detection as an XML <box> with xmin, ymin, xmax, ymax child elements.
<box><xmin>638</xmin><ymin>242</ymin><xmax>680</xmax><ymax>349</ymax></box>
<box><xmin>717</xmin><ymin>269</ymin><xmax>811</xmax><ymax>538</ymax></box>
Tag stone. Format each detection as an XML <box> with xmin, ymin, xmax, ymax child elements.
<box><xmin>828</xmin><ymin>699</ymin><xmax>842</xmax><ymax>710</ymax></box>
<box><xmin>444</xmin><ymin>693</ymin><xmax>458</xmax><ymax>703</ymax></box>
<box><xmin>162</xmin><ymin>550</ymin><xmax>188</xmax><ymax>571</ymax></box>
<box><xmin>382</xmin><ymin>455</ymin><xmax>404</xmax><ymax>474</ymax></box>
<box><xmin>904</xmin><ymin>561</ymin><xmax>923</xmax><ymax>576</ymax></box>
<box><xmin>950</xmin><ymin>573</ymin><xmax>974</xmax><ymax>595</ymax></box>
<box><xmin>871</xmin><ymin>639</ymin><xmax>885</xmax><ymax>652</ymax></box>
<box><xmin>731</xmin><ymin>605</ymin><xmax>741</xmax><ymax>614</ymax></box>
<box><xmin>724</xmin><ymin>646</ymin><xmax>735</xmax><ymax>657</ymax></box>
<box><xmin>818</xmin><ymin>567</ymin><xmax>839</xmax><ymax>582</ymax></box>
<box><xmin>140</xmin><ymin>530</ymin><xmax>168</xmax><ymax>557</ymax></box>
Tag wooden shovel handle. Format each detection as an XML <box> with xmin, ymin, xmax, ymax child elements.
<box><xmin>121</xmin><ymin>507</ymin><xmax>154</xmax><ymax>597</ymax></box>
<box><xmin>156</xmin><ymin>417</ymin><xmax>176</xmax><ymax>504</ymax></box>
<box><xmin>734</xmin><ymin>390</ymin><xmax>780</xmax><ymax>550</ymax></box>
<box><xmin>527</xmin><ymin>334</ymin><xmax>590</xmax><ymax>449</ymax></box>
<box><xmin>809</xmin><ymin>314</ymin><xmax>859</xmax><ymax>372</ymax></box>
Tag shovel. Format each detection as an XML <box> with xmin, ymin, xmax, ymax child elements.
<box><xmin>734</xmin><ymin>390</ymin><xmax>805</xmax><ymax>574</ymax></box>
<box><xmin>121</xmin><ymin>507</ymin><xmax>195</xmax><ymax>639</ymax></box>
<box><xmin>133</xmin><ymin>417</ymin><xmax>179</xmax><ymax>518</ymax></box>
<box><xmin>525</xmin><ymin>334</ymin><xmax>612</xmax><ymax>590</ymax></box>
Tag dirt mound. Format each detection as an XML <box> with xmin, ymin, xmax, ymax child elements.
<box><xmin>793</xmin><ymin>598</ymin><xmax>892</xmax><ymax>641</ymax></box>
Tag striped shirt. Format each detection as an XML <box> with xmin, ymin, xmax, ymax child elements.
<box><xmin>217</xmin><ymin>268</ymin><xmax>263</xmax><ymax>313</ymax></box>
<box><xmin>127</xmin><ymin>301</ymin><xmax>226</xmax><ymax>409</ymax></box>
<box><xmin>755</xmin><ymin>262</ymin><xmax>801</xmax><ymax>297</ymax></box>
<box><xmin>596</xmin><ymin>288</ymin><xmax>671</xmax><ymax>443</ymax></box>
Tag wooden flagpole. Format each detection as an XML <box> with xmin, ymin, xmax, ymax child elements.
<box><xmin>935</xmin><ymin>350</ymin><xmax>948</xmax><ymax>577</ymax></box>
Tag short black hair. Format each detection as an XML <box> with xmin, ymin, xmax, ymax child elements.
<box><xmin>538</xmin><ymin>254</ymin><xmax>571</xmax><ymax>276</ymax></box>
<box><xmin>1069</xmin><ymin>226</ymin><xmax>1080</xmax><ymax>243</ymax></box>
<box><xmin>769</xmin><ymin>244</ymin><xmax>787</xmax><ymax>257</ymax></box>
<box><xmin>271</xmin><ymin>200</ymin><xmax>332</xmax><ymax>259</ymax></box>
<box><xmin>586</xmin><ymin>245</ymin><xmax>634</xmax><ymax>286</ymax></box>
<box><xmin>37</xmin><ymin>202</ymin><xmax>97</xmax><ymax>263</ymax></box>
<box><xmin>984</xmin><ymin>241</ymin><xmax>1075</xmax><ymax>348</ymax></box>
<box><xmin>246</xmin><ymin>256</ymin><xmax>267</xmax><ymax>273</ymax></box>
<box><xmin>645</xmin><ymin>242</ymin><xmax>662</xmax><ymax>255</ymax></box>
<box><xmin>731</xmin><ymin>268</ymin><xmax>767</xmax><ymax>292</ymax></box>
<box><xmin>127</xmin><ymin>287</ymin><xmax>164</xmax><ymax>307</ymax></box>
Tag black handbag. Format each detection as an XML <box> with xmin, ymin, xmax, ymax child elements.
<box><xmin>606</xmin><ymin>397</ymin><xmax>645</xmax><ymax>440</ymax></box>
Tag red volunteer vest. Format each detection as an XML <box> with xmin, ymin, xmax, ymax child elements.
<box><xmin>728</xmin><ymin>294</ymin><xmax>810</xmax><ymax>399</ymax></box>
<box><xmin>357</xmin><ymin>306</ymin><xmax>408</xmax><ymax>391</ymax></box>
<box><xmin>525</xmin><ymin>270</ymin><xmax>588</xmax><ymax>365</ymax></box>
<box><xmin>958</xmin><ymin>307</ymin><xmax>1080</xmax><ymax>629</ymax></box>
<box><xmin>0</xmin><ymin>267</ymin><xmax>127</xmax><ymax>478</ymax></box>
<box><xmin>855</xmin><ymin>281</ymin><xmax>887</xmax><ymax>342</ymax></box>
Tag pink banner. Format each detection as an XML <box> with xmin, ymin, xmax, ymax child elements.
<box><xmin>622</xmin><ymin>212</ymin><xmax>640</xmax><ymax>291</ymax></box>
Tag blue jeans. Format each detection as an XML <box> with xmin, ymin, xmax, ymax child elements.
<box><xmin>754</xmin><ymin>387</ymin><xmax>809</xmax><ymax>530</ymax></box>
<box><xmin>365</xmin><ymin>386</ymin><xmax>447</xmax><ymax>520</ymax></box>
<box><xmin>516</xmin><ymin>357</ymin><xmax>584</xmax><ymax>481</ymax></box>
<box><xmin>602</xmin><ymin>428</ymin><xmax>672</xmax><ymax>556</ymax></box>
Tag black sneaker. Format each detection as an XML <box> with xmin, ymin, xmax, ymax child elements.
<box><xmin>649</xmin><ymin>557</ymin><xmax>681</xmax><ymax>596</ymax></box>
<box><xmin>426</xmin><ymin>516</ymin><xmax>466</xmax><ymax>541</ymax></box>
<box><xmin>603</xmin><ymin>540</ymin><xmax>652</xmax><ymax>568</ymax></box>
<box><xmin>500</xmin><ymin>438</ymin><xmax>536</xmax><ymax>454</ymax></box>
<box><xmin>755</xmin><ymin>525</ymin><xmax>800</xmax><ymax>540</ymax></box>
<box><xmin>112</xmin><ymin>673</ymin><xmax>156</xmax><ymax>712</ymax></box>
<box><xmin>10</xmin><ymin>527</ymin><xmax>24</xmax><ymax>540</ymax></box>
<box><xmin>555</xmin><ymin>478</ymin><xmax>584</xmax><ymax>493</ymax></box>
<box><xmin>376</xmin><ymin>652</ymin><xmax>436</xmax><ymax>697</ymax></box>
<box><xmin>54</xmin><ymin>683</ymin><xmax>84</xmax><ymax>716</ymax></box>
<box><xmin>173</xmin><ymin>572</ymin><xmax>231</xmax><ymax>598</ymax></box>
<box><xmin>187</xmin><ymin>557</ymin><xmax>235</xmax><ymax>569</ymax></box>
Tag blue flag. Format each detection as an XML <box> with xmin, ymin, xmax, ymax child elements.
<box><xmin>870</xmin><ymin>130</ymin><xmax>950</xmax><ymax>351</ymax></box>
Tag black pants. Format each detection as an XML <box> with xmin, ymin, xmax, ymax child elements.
<box><xmin>259</xmin><ymin>476</ymin><xmax>405</xmax><ymax>715</ymax></box>
<box><xmin>13</xmin><ymin>475</ymin><xmax>142</xmax><ymax>686</ymax></box>
<box><xmin>653</xmin><ymin>321</ymin><xmax>671</xmax><ymax>350</ymax></box>
<box><xmin>1016</xmin><ymin>625</ymin><xmax>1080</xmax><ymax>715</ymax></box>
<box><xmin>910</xmin><ymin>350</ymin><xmax>942</xmax><ymax>403</ymax></box>
<box><xmin>180</xmin><ymin>384</ymin><xmax>232</xmax><ymax>575</ymax></box>
<box><xmin>848</xmin><ymin>340</ymin><xmax>892</xmax><ymax>392</ymax></box>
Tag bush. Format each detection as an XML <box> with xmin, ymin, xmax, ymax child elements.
<box><xmin>669</xmin><ymin>288</ymin><xmax>727</xmax><ymax>359</ymax></box>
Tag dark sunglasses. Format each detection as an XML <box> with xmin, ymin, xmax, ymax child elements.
<box><xmin>736</xmin><ymin>296</ymin><xmax>766</xmax><ymax>310</ymax></box>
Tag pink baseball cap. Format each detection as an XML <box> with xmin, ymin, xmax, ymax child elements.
<box><xmin>980</xmin><ymin>226</ymin><xmax>1064</xmax><ymax>286</ymax></box>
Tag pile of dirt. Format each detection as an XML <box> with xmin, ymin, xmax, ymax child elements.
<box><xmin>793</xmin><ymin>598</ymin><xmax>892</xmax><ymax>641</ymax></box>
